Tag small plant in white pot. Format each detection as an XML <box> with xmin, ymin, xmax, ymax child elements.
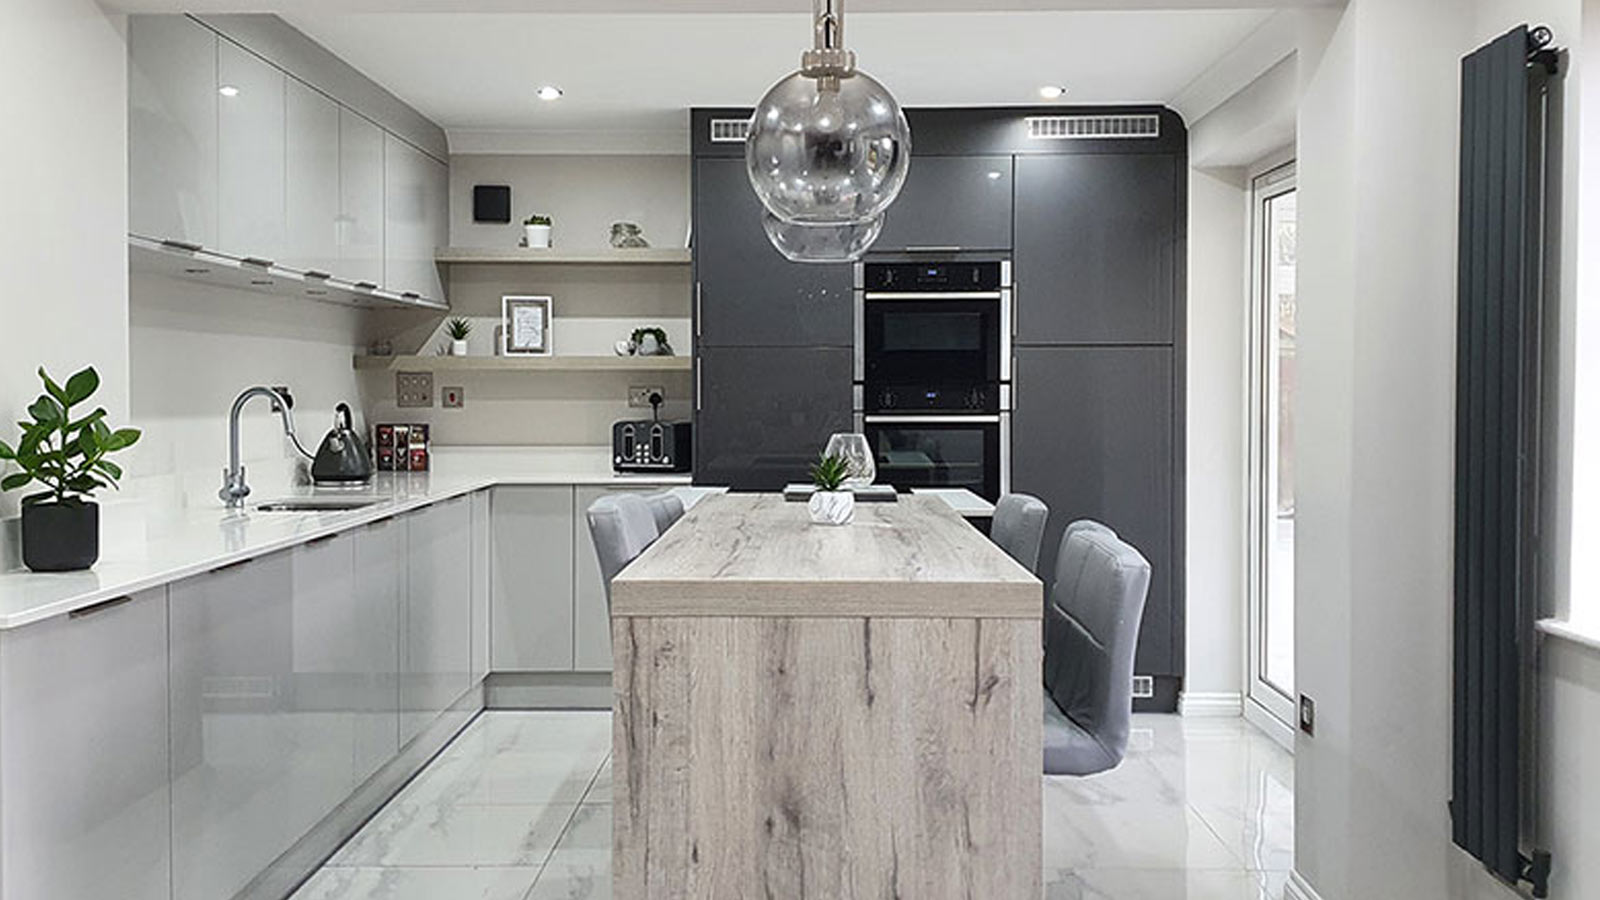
<box><xmin>446</xmin><ymin>318</ymin><xmax>472</xmax><ymax>356</ymax></box>
<box><xmin>524</xmin><ymin>214</ymin><xmax>553</xmax><ymax>248</ymax></box>
<box><xmin>807</xmin><ymin>453</ymin><xmax>855</xmax><ymax>526</ymax></box>
<box><xmin>0</xmin><ymin>367</ymin><xmax>141</xmax><ymax>572</ymax></box>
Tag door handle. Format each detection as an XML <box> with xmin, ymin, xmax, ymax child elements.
<box><xmin>69</xmin><ymin>595</ymin><xmax>134</xmax><ymax>620</ymax></box>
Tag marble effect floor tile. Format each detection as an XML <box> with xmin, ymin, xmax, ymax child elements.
<box><xmin>299</xmin><ymin>711</ymin><xmax>1294</xmax><ymax>898</ymax></box>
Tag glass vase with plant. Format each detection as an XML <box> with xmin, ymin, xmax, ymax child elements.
<box><xmin>0</xmin><ymin>367</ymin><xmax>141</xmax><ymax>571</ymax></box>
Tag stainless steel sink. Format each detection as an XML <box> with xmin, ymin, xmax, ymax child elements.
<box><xmin>256</xmin><ymin>498</ymin><xmax>384</xmax><ymax>513</ymax></box>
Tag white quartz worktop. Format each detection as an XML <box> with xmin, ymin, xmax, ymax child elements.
<box><xmin>0</xmin><ymin>447</ymin><xmax>692</xmax><ymax>631</ymax></box>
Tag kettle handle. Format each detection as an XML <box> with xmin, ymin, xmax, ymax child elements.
<box><xmin>335</xmin><ymin>402</ymin><xmax>354</xmax><ymax>431</ymax></box>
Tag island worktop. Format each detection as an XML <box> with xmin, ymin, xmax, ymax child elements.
<box><xmin>611</xmin><ymin>493</ymin><xmax>1044</xmax><ymax>899</ymax></box>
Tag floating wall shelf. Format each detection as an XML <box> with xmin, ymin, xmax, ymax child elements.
<box><xmin>433</xmin><ymin>247</ymin><xmax>691</xmax><ymax>266</ymax></box>
<box><xmin>353</xmin><ymin>354</ymin><xmax>693</xmax><ymax>373</ymax></box>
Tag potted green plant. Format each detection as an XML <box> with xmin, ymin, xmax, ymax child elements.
<box><xmin>0</xmin><ymin>367</ymin><xmax>141</xmax><ymax>572</ymax></box>
<box><xmin>524</xmin><ymin>214</ymin><xmax>553</xmax><ymax>248</ymax></box>
<box><xmin>446</xmin><ymin>317</ymin><xmax>472</xmax><ymax>356</ymax></box>
<box><xmin>630</xmin><ymin>327</ymin><xmax>674</xmax><ymax>357</ymax></box>
<box><xmin>807</xmin><ymin>453</ymin><xmax>855</xmax><ymax>526</ymax></box>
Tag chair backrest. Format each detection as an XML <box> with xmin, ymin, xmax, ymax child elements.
<box><xmin>990</xmin><ymin>493</ymin><xmax>1050</xmax><ymax>574</ymax></box>
<box><xmin>585</xmin><ymin>493</ymin><xmax>661</xmax><ymax>611</ymax></box>
<box><xmin>1043</xmin><ymin>527</ymin><xmax>1151</xmax><ymax>768</ymax></box>
<box><xmin>644</xmin><ymin>492</ymin><xmax>686</xmax><ymax>533</ymax></box>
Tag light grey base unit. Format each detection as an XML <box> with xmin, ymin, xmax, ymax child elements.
<box><xmin>402</xmin><ymin>495</ymin><xmax>474</xmax><ymax>745</ymax></box>
<box><xmin>0</xmin><ymin>588</ymin><xmax>172</xmax><ymax>900</ymax></box>
<box><xmin>491</xmin><ymin>483</ymin><xmax>683</xmax><ymax>677</ymax></box>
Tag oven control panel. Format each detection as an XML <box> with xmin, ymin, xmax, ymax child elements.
<box><xmin>874</xmin><ymin>384</ymin><xmax>993</xmax><ymax>413</ymax></box>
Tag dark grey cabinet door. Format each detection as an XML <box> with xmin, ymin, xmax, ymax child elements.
<box><xmin>694</xmin><ymin>158</ymin><xmax>854</xmax><ymax>348</ymax></box>
<box><xmin>1014</xmin><ymin>154</ymin><xmax>1179</xmax><ymax>344</ymax></box>
<box><xmin>1012</xmin><ymin>346</ymin><xmax>1178</xmax><ymax>676</ymax></box>
<box><xmin>875</xmin><ymin>156</ymin><xmax>1014</xmax><ymax>251</ymax></box>
<box><xmin>695</xmin><ymin>346</ymin><xmax>855</xmax><ymax>490</ymax></box>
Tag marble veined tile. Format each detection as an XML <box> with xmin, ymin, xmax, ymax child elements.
<box><xmin>288</xmin><ymin>866</ymin><xmax>538</xmax><ymax>900</ymax></box>
<box><xmin>395</xmin><ymin>748</ymin><xmax>605</xmax><ymax>808</ymax></box>
<box><xmin>584</xmin><ymin>758</ymin><xmax>612</xmax><ymax>805</ymax></box>
<box><xmin>327</xmin><ymin>800</ymin><xmax>576</xmax><ymax>867</ymax></box>
<box><xmin>527</xmin><ymin>804</ymin><xmax>612</xmax><ymax>900</ymax></box>
<box><xmin>1043</xmin><ymin>798</ymin><xmax>1245</xmax><ymax>872</ymax></box>
<box><xmin>1044</xmin><ymin>867</ymin><xmax>1279</xmax><ymax>900</ymax></box>
<box><xmin>443</xmin><ymin>711</ymin><xmax>612</xmax><ymax>760</ymax></box>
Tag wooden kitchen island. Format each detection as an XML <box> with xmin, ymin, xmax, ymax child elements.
<box><xmin>611</xmin><ymin>493</ymin><xmax>1043</xmax><ymax>899</ymax></box>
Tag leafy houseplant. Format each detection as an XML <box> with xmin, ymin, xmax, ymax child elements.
<box><xmin>807</xmin><ymin>453</ymin><xmax>855</xmax><ymax>526</ymax></box>
<box><xmin>0</xmin><ymin>367</ymin><xmax>141</xmax><ymax>572</ymax></box>
<box><xmin>523</xmin><ymin>214</ymin><xmax>553</xmax><ymax>248</ymax></box>
<box><xmin>630</xmin><ymin>327</ymin><xmax>673</xmax><ymax>357</ymax></box>
<box><xmin>447</xmin><ymin>318</ymin><xmax>473</xmax><ymax>356</ymax></box>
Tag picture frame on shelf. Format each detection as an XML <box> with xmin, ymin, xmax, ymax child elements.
<box><xmin>502</xmin><ymin>295</ymin><xmax>553</xmax><ymax>356</ymax></box>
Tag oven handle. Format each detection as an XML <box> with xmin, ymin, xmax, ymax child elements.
<box><xmin>862</xmin><ymin>291</ymin><xmax>1005</xmax><ymax>301</ymax></box>
<box><xmin>863</xmin><ymin>415</ymin><xmax>1002</xmax><ymax>425</ymax></box>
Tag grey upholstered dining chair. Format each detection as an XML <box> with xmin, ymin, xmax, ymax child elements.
<box><xmin>644</xmin><ymin>491</ymin><xmax>686</xmax><ymax>533</ymax></box>
<box><xmin>1042</xmin><ymin>526</ymin><xmax>1152</xmax><ymax>777</ymax></box>
<box><xmin>585</xmin><ymin>493</ymin><xmax>661</xmax><ymax>612</ymax></box>
<box><xmin>990</xmin><ymin>493</ymin><xmax>1050</xmax><ymax>574</ymax></box>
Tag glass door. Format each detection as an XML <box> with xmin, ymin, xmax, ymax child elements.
<box><xmin>1247</xmin><ymin>163</ymin><xmax>1298</xmax><ymax>730</ymax></box>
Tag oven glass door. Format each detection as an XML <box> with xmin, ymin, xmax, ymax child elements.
<box><xmin>863</xmin><ymin>299</ymin><xmax>1000</xmax><ymax>389</ymax></box>
<box><xmin>863</xmin><ymin>416</ymin><xmax>1000</xmax><ymax>501</ymax></box>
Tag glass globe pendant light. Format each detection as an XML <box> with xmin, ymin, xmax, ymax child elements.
<box><xmin>746</xmin><ymin>0</ymin><xmax>911</xmax><ymax>263</ymax></box>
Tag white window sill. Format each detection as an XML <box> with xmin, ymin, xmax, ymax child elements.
<box><xmin>1537</xmin><ymin>618</ymin><xmax>1600</xmax><ymax>652</ymax></box>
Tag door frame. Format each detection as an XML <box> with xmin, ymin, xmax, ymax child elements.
<box><xmin>1244</xmin><ymin>159</ymin><xmax>1298</xmax><ymax>745</ymax></box>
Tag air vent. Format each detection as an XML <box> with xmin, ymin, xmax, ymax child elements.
<box><xmin>1131</xmin><ymin>675</ymin><xmax>1155</xmax><ymax>699</ymax></box>
<box><xmin>709</xmin><ymin>118</ymin><xmax>751</xmax><ymax>143</ymax></box>
<box><xmin>1027</xmin><ymin>114</ymin><xmax>1161</xmax><ymax>141</ymax></box>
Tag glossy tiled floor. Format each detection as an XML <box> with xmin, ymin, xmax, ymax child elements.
<box><xmin>292</xmin><ymin>711</ymin><xmax>1292</xmax><ymax>900</ymax></box>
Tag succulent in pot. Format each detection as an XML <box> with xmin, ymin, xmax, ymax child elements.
<box><xmin>446</xmin><ymin>317</ymin><xmax>472</xmax><ymax>356</ymax></box>
<box><xmin>807</xmin><ymin>453</ymin><xmax>855</xmax><ymax>526</ymax></box>
<box><xmin>0</xmin><ymin>367</ymin><xmax>141</xmax><ymax>572</ymax></box>
<box><xmin>523</xmin><ymin>214</ymin><xmax>553</xmax><ymax>248</ymax></box>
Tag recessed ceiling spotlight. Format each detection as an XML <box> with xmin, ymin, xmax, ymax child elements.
<box><xmin>536</xmin><ymin>85</ymin><xmax>564</xmax><ymax>102</ymax></box>
<box><xmin>218</xmin><ymin>84</ymin><xmax>240</xmax><ymax>98</ymax></box>
<box><xmin>1038</xmin><ymin>85</ymin><xmax>1068</xmax><ymax>100</ymax></box>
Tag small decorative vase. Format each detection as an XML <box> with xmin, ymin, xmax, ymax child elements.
<box><xmin>451</xmin><ymin>339</ymin><xmax>469</xmax><ymax>356</ymax></box>
<box><xmin>610</xmin><ymin>222</ymin><xmax>650</xmax><ymax>249</ymax></box>
<box><xmin>22</xmin><ymin>500</ymin><xmax>99</xmax><ymax>572</ymax></box>
<box><xmin>824</xmin><ymin>433</ymin><xmax>876</xmax><ymax>489</ymax></box>
<box><xmin>637</xmin><ymin>334</ymin><xmax>662</xmax><ymax>356</ymax></box>
<box><xmin>524</xmin><ymin>224</ymin><xmax>552</xmax><ymax>248</ymax></box>
<box><xmin>808</xmin><ymin>490</ymin><xmax>855</xmax><ymax>526</ymax></box>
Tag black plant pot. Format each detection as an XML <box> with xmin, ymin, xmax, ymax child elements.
<box><xmin>22</xmin><ymin>501</ymin><xmax>99</xmax><ymax>572</ymax></box>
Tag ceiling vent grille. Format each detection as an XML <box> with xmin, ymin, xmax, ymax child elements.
<box><xmin>1027</xmin><ymin>114</ymin><xmax>1161</xmax><ymax>141</ymax></box>
<box><xmin>709</xmin><ymin>118</ymin><xmax>752</xmax><ymax>143</ymax></box>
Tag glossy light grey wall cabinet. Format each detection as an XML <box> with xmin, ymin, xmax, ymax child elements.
<box><xmin>1014</xmin><ymin>154</ymin><xmax>1179</xmax><ymax>344</ymax></box>
<box><xmin>170</xmin><ymin>550</ymin><xmax>349</xmax><ymax>900</ymax></box>
<box><xmin>340</xmin><ymin>109</ymin><xmax>387</xmax><ymax>286</ymax></box>
<box><xmin>693</xmin><ymin>158</ymin><xmax>854</xmax><ymax>348</ymax></box>
<box><xmin>402</xmin><ymin>496</ymin><xmax>473</xmax><ymax>745</ymax></box>
<box><xmin>695</xmin><ymin>346</ymin><xmax>855</xmax><ymax>491</ymax></box>
<box><xmin>217</xmin><ymin>39</ymin><xmax>287</xmax><ymax>262</ymax></box>
<box><xmin>1012</xmin><ymin>346</ymin><xmax>1177</xmax><ymax>676</ymax></box>
<box><xmin>0</xmin><ymin>589</ymin><xmax>171</xmax><ymax>900</ymax></box>
<box><xmin>285</xmin><ymin>77</ymin><xmax>342</xmax><ymax>276</ymax></box>
<box><xmin>491</xmin><ymin>487</ymin><xmax>576</xmax><ymax>672</ymax></box>
<box><xmin>384</xmin><ymin>133</ymin><xmax>448</xmax><ymax>303</ymax></box>
<box><xmin>128</xmin><ymin>16</ymin><xmax>218</xmax><ymax>246</ymax></box>
<box><xmin>874</xmin><ymin>155</ymin><xmax>1014</xmax><ymax>251</ymax></box>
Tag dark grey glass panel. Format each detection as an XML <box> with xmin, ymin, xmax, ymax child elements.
<box><xmin>1014</xmin><ymin>154</ymin><xmax>1178</xmax><ymax>344</ymax></box>
<box><xmin>694</xmin><ymin>346</ymin><xmax>855</xmax><ymax>490</ymax></box>
<box><xmin>1012</xmin><ymin>346</ymin><xmax>1177</xmax><ymax>676</ymax></box>
<box><xmin>874</xmin><ymin>156</ymin><xmax>1014</xmax><ymax>251</ymax></box>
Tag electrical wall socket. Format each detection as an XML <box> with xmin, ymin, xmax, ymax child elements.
<box><xmin>442</xmin><ymin>386</ymin><xmax>465</xmax><ymax>409</ymax></box>
<box><xmin>396</xmin><ymin>371</ymin><xmax>433</xmax><ymax>408</ymax></box>
<box><xmin>1299</xmin><ymin>693</ymin><xmax>1316</xmax><ymax>737</ymax></box>
<box><xmin>628</xmin><ymin>385</ymin><xmax>666</xmax><ymax>409</ymax></box>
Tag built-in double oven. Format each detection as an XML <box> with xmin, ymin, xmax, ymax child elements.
<box><xmin>854</xmin><ymin>260</ymin><xmax>1012</xmax><ymax>501</ymax></box>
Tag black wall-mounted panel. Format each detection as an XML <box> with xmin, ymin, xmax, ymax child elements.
<box><xmin>472</xmin><ymin>184</ymin><xmax>511</xmax><ymax>223</ymax></box>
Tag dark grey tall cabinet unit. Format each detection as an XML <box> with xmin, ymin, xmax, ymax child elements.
<box><xmin>690</xmin><ymin>107</ymin><xmax>1187</xmax><ymax>710</ymax></box>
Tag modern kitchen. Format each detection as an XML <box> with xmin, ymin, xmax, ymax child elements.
<box><xmin>4</xmin><ymin>1</ymin><xmax>1600</xmax><ymax>899</ymax></box>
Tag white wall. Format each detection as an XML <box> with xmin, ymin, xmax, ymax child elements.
<box><xmin>448</xmin><ymin>154</ymin><xmax>690</xmax><ymax>251</ymax></box>
<box><xmin>1184</xmin><ymin>165</ymin><xmax>1249</xmax><ymax>707</ymax></box>
<box><xmin>1292</xmin><ymin>0</ymin><xmax>1586</xmax><ymax>898</ymax></box>
<box><xmin>0</xmin><ymin>0</ymin><xmax>130</xmax><ymax>525</ymax></box>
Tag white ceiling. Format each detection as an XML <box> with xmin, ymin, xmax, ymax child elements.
<box><xmin>277</xmin><ymin>9</ymin><xmax>1278</xmax><ymax>151</ymax></box>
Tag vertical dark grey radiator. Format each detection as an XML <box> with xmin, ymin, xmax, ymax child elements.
<box><xmin>1451</xmin><ymin>24</ymin><xmax>1558</xmax><ymax>899</ymax></box>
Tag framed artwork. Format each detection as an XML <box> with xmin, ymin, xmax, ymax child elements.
<box><xmin>502</xmin><ymin>295</ymin><xmax>552</xmax><ymax>355</ymax></box>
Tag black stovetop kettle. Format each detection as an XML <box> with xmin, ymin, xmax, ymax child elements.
<box><xmin>312</xmin><ymin>402</ymin><xmax>375</xmax><ymax>485</ymax></box>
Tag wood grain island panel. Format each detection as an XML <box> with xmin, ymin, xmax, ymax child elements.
<box><xmin>611</xmin><ymin>494</ymin><xmax>1043</xmax><ymax>899</ymax></box>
